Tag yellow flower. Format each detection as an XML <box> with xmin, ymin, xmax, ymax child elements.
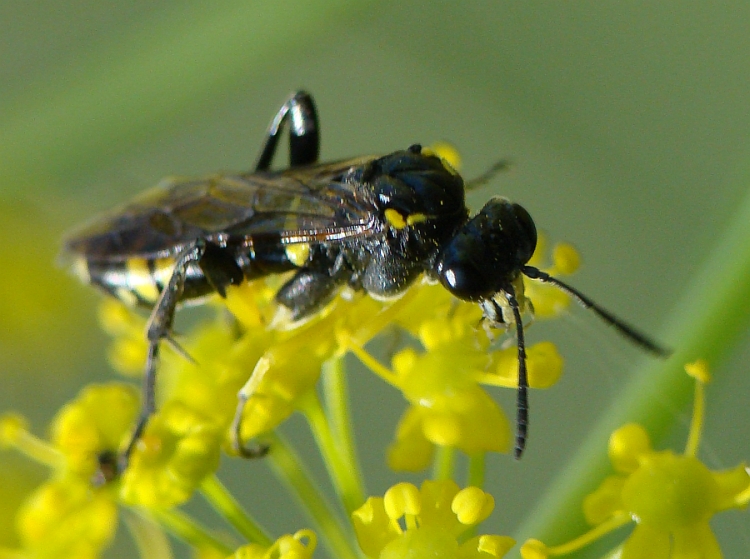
<box><xmin>352</xmin><ymin>480</ymin><xmax>514</xmax><ymax>559</ymax></box>
<box><xmin>229</xmin><ymin>530</ymin><xmax>317</xmax><ymax>559</ymax></box>
<box><xmin>234</xmin><ymin>282</ymin><xmax>430</xmax><ymax>445</ymax></box>
<box><xmin>98</xmin><ymin>297</ymin><xmax>156</xmax><ymax>377</ymax></box>
<box><xmin>521</xmin><ymin>360</ymin><xmax>750</xmax><ymax>559</ymax></box>
<box><xmin>86</xmin><ymin>231</ymin><xmax>573</xmax><ymax>512</ymax></box>
<box><xmin>120</xmin><ymin>401</ymin><xmax>221</xmax><ymax>508</ymax></box>
<box><xmin>0</xmin><ymin>385</ymin><xmax>138</xmax><ymax>557</ymax></box>
<box><xmin>51</xmin><ymin>383</ymin><xmax>139</xmax><ymax>479</ymax></box>
<box><xmin>346</xmin><ymin>294</ymin><xmax>563</xmax><ymax>468</ymax></box>
<box><xmin>15</xmin><ymin>477</ymin><xmax>118</xmax><ymax>559</ymax></box>
<box><xmin>95</xmin><ymin>225</ymin><xmax>574</xmax><ymax>474</ymax></box>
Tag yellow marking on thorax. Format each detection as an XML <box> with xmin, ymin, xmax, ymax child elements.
<box><xmin>384</xmin><ymin>208</ymin><xmax>407</xmax><ymax>229</ymax></box>
<box><xmin>385</xmin><ymin>208</ymin><xmax>429</xmax><ymax>230</ymax></box>
<box><xmin>285</xmin><ymin>243</ymin><xmax>310</xmax><ymax>267</ymax></box>
<box><xmin>406</xmin><ymin>213</ymin><xmax>427</xmax><ymax>226</ymax></box>
<box><xmin>125</xmin><ymin>258</ymin><xmax>160</xmax><ymax>302</ymax></box>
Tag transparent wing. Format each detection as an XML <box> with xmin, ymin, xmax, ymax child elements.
<box><xmin>63</xmin><ymin>157</ymin><xmax>377</xmax><ymax>262</ymax></box>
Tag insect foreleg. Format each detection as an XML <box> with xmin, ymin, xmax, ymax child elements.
<box><xmin>500</xmin><ymin>285</ymin><xmax>529</xmax><ymax>460</ymax></box>
<box><xmin>254</xmin><ymin>91</ymin><xmax>320</xmax><ymax>171</ymax></box>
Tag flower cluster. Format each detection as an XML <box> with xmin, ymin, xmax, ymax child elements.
<box><xmin>0</xmin><ymin>225</ymin><xmax>573</xmax><ymax>557</ymax></box>
<box><xmin>0</xmin><ymin>385</ymin><xmax>134</xmax><ymax>558</ymax></box>
<box><xmin>3</xmin><ymin>168</ymin><xmax>746</xmax><ymax>558</ymax></box>
<box><xmin>352</xmin><ymin>480</ymin><xmax>514</xmax><ymax>559</ymax></box>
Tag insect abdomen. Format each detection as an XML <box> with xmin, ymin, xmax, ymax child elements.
<box><xmin>77</xmin><ymin>256</ymin><xmax>213</xmax><ymax>308</ymax></box>
<box><xmin>75</xmin><ymin>239</ymin><xmax>314</xmax><ymax>309</ymax></box>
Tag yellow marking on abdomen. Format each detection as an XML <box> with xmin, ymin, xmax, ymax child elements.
<box><xmin>71</xmin><ymin>257</ymin><xmax>91</xmax><ymax>284</ymax></box>
<box><xmin>285</xmin><ymin>243</ymin><xmax>310</xmax><ymax>267</ymax></box>
<box><xmin>115</xmin><ymin>287</ymin><xmax>139</xmax><ymax>307</ymax></box>
<box><xmin>152</xmin><ymin>257</ymin><xmax>176</xmax><ymax>286</ymax></box>
<box><xmin>125</xmin><ymin>258</ymin><xmax>160</xmax><ymax>302</ymax></box>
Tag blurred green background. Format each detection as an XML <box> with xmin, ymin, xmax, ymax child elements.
<box><xmin>2</xmin><ymin>2</ymin><xmax>749</xmax><ymax>557</ymax></box>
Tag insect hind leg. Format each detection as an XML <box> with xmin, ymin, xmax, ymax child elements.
<box><xmin>118</xmin><ymin>241</ymin><xmax>207</xmax><ymax>472</ymax></box>
<box><xmin>254</xmin><ymin>91</ymin><xmax>320</xmax><ymax>171</ymax></box>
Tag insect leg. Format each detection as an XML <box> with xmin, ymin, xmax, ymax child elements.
<box><xmin>199</xmin><ymin>242</ymin><xmax>244</xmax><ymax>297</ymax></box>
<box><xmin>231</xmin><ymin>268</ymin><xmax>343</xmax><ymax>458</ymax></box>
<box><xmin>521</xmin><ymin>265</ymin><xmax>670</xmax><ymax>357</ymax></box>
<box><xmin>500</xmin><ymin>285</ymin><xmax>529</xmax><ymax>459</ymax></box>
<box><xmin>275</xmin><ymin>267</ymin><xmax>343</xmax><ymax>321</ymax></box>
<box><xmin>254</xmin><ymin>91</ymin><xmax>320</xmax><ymax>171</ymax></box>
<box><xmin>120</xmin><ymin>242</ymin><xmax>207</xmax><ymax>467</ymax></box>
<box><xmin>231</xmin><ymin>392</ymin><xmax>270</xmax><ymax>458</ymax></box>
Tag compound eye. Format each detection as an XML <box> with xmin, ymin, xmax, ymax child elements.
<box><xmin>436</xmin><ymin>254</ymin><xmax>493</xmax><ymax>302</ymax></box>
<box><xmin>512</xmin><ymin>203</ymin><xmax>537</xmax><ymax>263</ymax></box>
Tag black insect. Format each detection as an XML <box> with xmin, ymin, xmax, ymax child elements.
<box><xmin>63</xmin><ymin>91</ymin><xmax>669</xmax><ymax>469</ymax></box>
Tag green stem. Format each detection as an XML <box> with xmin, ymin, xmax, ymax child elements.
<box><xmin>320</xmin><ymin>356</ymin><xmax>367</xmax><ymax>513</ymax></box>
<box><xmin>7</xmin><ymin>428</ymin><xmax>63</xmax><ymax>469</ymax></box>
<box><xmin>515</xmin><ymin>153</ymin><xmax>750</xmax><ymax>548</ymax></box>
<box><xmin>266</xmin><ymin>431</ymin><xmax>360</xmax><ymax>559</ymax></box>
<box><xmin>199</xmin><ymin>475</ymin><xmax>272</xmax><ymax>546</ymax></box>
<box><xmin>432</xmin><ymin>445</ymin><xmax>456</xmax><ymax>481</ymax></box>
<box><xmin>467</xmin><ymin>454</ymin><xmax>485</xmax><ymax>489</ymax></box>
<box><xmin>123</xmin><ymin>509</ymin><xmax>174</xmax><ymax>559</ymax></box>
<box><xmin>149</xmin><ymin>507</ymin><xmax>233</xmax><ymax>555</ymax></box>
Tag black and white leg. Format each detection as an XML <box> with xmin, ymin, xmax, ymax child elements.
<box><xmin>254</xmin><ymin>91</ymin><xmax>320</xmax><ymax>171</ymax></box>
<box><xmin>495</xmin><ymin>284</ymin><xmax>529</xmax><ymax>459</ymax></box>
<box><xmin>117</xmin><ymin>240</ymin><xmax>249</xmax><ymax>474</ymax></box>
